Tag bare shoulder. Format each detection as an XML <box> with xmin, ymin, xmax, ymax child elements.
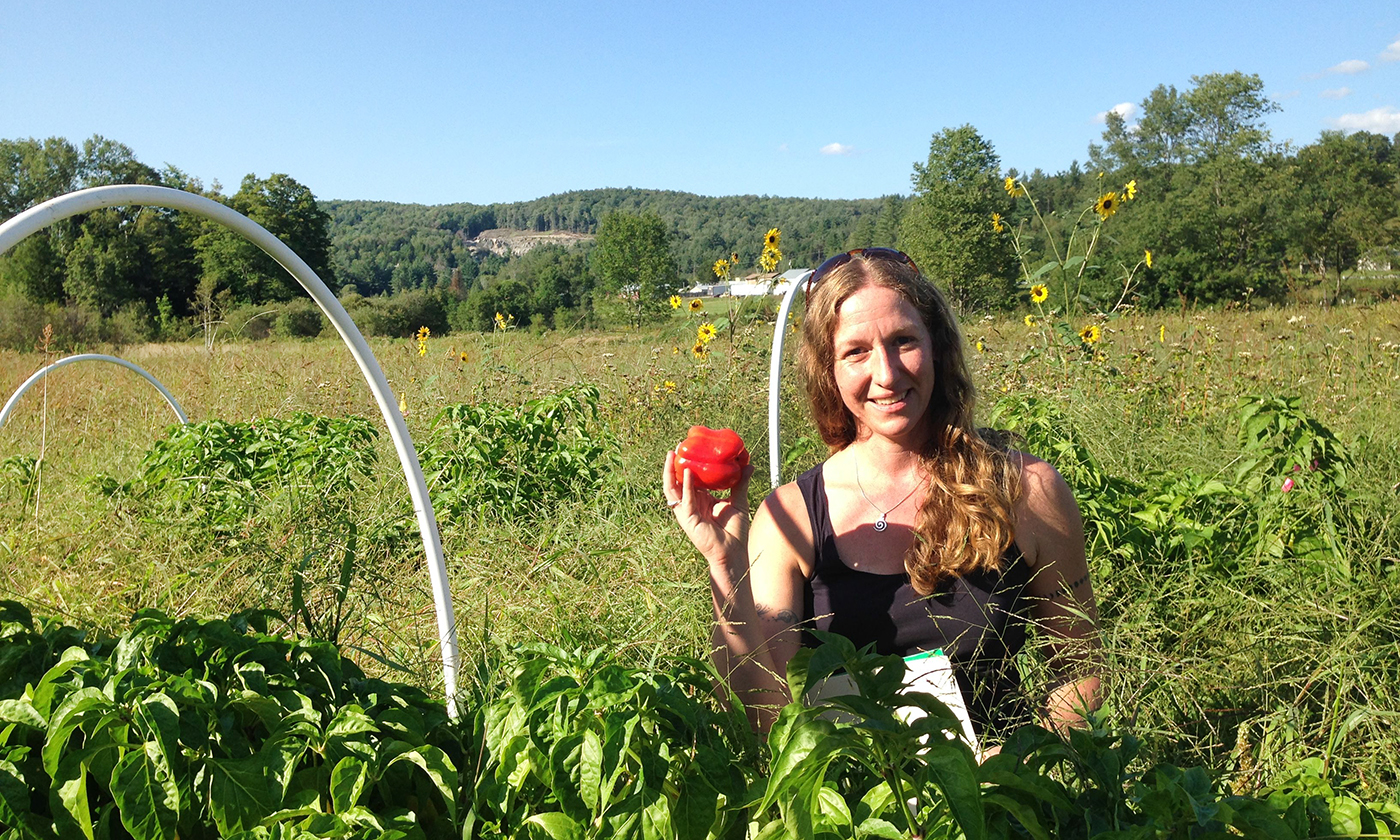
<box><xmin>750</xmin><ymin>479</ymin><xmax>815</xmax><ymax>578</ymax></box>
<box><xmin>1009</xmin><ymin>451</ymin><xmax>1085</xmax><ymax>571</ymax></box>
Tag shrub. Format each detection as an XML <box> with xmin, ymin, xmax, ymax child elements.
<box><xmin>273</xmin><ymin>297</ymin><xmax>326</xmax><ymax>338</ymax></box>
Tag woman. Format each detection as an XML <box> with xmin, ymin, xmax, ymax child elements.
<box><xmin>663</xmin><ymin>248</ymin><xmax>1101</xmax><ymax>740</ymax></box>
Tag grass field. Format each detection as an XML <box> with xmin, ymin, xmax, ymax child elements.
<box><xmin>2</xmin><ymin>299</ymin><xmax>1398</xmax><ymax>796</ymax></box>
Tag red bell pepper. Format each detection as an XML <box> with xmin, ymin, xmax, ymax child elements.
<box><xmin>675</xmin><ymin>426</ymin><xmax>749</xmax><ymax>491</ymax></box>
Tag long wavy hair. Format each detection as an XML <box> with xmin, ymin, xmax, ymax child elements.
<box><xmin>798</xmin><ymin>254</ymin><xmax>1020</xmax><ymax>594</ymax></box>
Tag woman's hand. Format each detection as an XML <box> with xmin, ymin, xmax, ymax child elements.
<box><xmin>663</xmin><ymin>448</ymin><xmax>753</xmax><ymax>566</ymax></box>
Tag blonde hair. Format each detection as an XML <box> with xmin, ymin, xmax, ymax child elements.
<box><xmin>798</xmin><ymin>254</ymin><xmax>1020</xmax><ymax>594</ymax></box>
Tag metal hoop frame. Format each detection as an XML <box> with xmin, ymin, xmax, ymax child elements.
<box><xmin>0</xmin><ymin>354</ymin><xmax>189</xmax><ymax>429</ymax></box>
<box><xmin>767</xmin><ymin>273</ymin><xmax>812</xmax><ymax>490</ymax></box>
<box><xmin>0</xmin><ymin>185</ymin><xmax>461</xmax><ymax>717</ymax></box>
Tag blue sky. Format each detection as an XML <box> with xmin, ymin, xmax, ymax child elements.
<box><xmin>2</xmin><ymin>1</ymin><xmax>1397</xmax><ymax>206</ymax></box>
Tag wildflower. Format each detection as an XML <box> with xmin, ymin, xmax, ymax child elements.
<box><xmin>1124</xmin><ymin>179</ymin><xmax>1137</xmax><ymax>200</ymax></box>
<box><xmin>494</xmin><ymin>311</ymin><xmax>511</xmax><ymax>331</ymax></box>
<box><xmin>1003</xmin><ymin>176</ymin><xmax>1025</xmax><ymax>197</ymax></box>
<box><xmin>991</xmin><ymin>212</ymin><xmax>1005</xmax><ymax>233</ymax></box>
<box><xmin>691</xmin><ymin>341</ymin><xmax>708</xmax><ymax>358</ymax></box>
<box><xmin>669</xmin><ymin>295</ymin><xmax>682</xmax><ymax>309</ymax></box>
<box><xmin>1144</xmin><ymin>249</ymin><xmax>1153</xmax><ymax>269</ymax></box>
<box><xmin>1093</xmin><ymin>192</ymin><xmax>1120</xmax><ymax>220</ymax></box>
<box><xmin>1159</xmin><ymin>325</ymin><xmax>1165</xmax><ymax>343</ymax></box>
<box><xmin>672</xmin><ymin>346</ymin><xmax>680</xmax><ymax>354</ymax></box>
<box><xmin>663</xmin><ymin>380</ymin><xmax>677</xmax><ymax>392</ymax></box>
<box><xmin>759</xmin><ymin>247</ymin><xmax>781</xmax><ymax>272</ymax></box>
<box><xmin>975</xmin><ymin>339</ymin><xmax>985</xmax><ymax>353</ymax></box>
<box><xmin>689</xmin><ymin>298</ymin><xmax>705</xmax><ymax>313</ymax></box>
<box><xmin>1024</xmin><ymin>314</ymin><xmax>1036</xmax><ymax>327</ymax></box>
<box><xmin>764</xmin><ymin>228</ymin><xmax>781</xmax><ymax>250</ymax></box>
<box><xmin>1281</xmin><ymin>477</ymin><xmax>1295</xmax><ymax>493</ymax></box>
<box><xmin>1030</xmin><ymin>284</ymin><xmax>1048</xmax><ymax>304</ymax></box>
<box><xmin>697</xmin><ymin>322</ymin><xmax>717</xmax><ymax>344</ymax></box>
<box><xmin>459</xmin><ymin>351</ymin><xmax>469</xmax><ymax>363</ymax></box>
<box><xmin>712</xmin><ymin>258</ymin><xmax>730</xmax><ymax>278</ymax></box>
<box><xmin>730</xmin><ymin>252</ymin><xmax>739</xmax><ymax>264</ymax></box>
<box><xmin>398</xmin><ymin>394</ymin><xmax>408</xmax><ymax>417</ymax></box>
<box><xmin>1079</xmin><ymin>324</ymin><xmax>1102</xmax><ymax>345</ymax></box>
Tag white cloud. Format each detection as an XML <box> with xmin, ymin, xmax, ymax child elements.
<box><xmin>1320</xmin><ymin>87</ymin><xmax>1353</xmax><ymax>99</ymax></box>
<box><xmin>777</xmin><ymin>143</ymin><xmax>789</xmax><ymax>153</ymax></box>
<box><xmin>1327</xmin><ymin>106</ymin><xmax>1400</xmax><ymax>134</ymax></box>
<box><xmin>1325</xmin><ymin>59</ymin><xmax>1370</xmax><ymax>75</ymax></box>
<box><xmin>1094</xmin><ymin>102</ymin><xmax>1138</xmax><ymax>124</ymax></box>
<box><xmin>819</xmin><ymin>142</ymin><xmax>854</xmax><ymax>156</ymax></box>
<box><xmin>1380</xmin><ymin>38</ymin><xmax>1400</xmax><ymax>62</ymax></box>
<box><xmin>1275</xmin><ymin>89</ymin><xmax>1301</xmax><ymax>101</ymax></box>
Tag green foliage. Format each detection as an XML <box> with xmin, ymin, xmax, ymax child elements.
<box><xmin>274</xmin><ymin>299</ymin><xmax>327</xmax><ymax>339</ymax></box>
<box><xmin>419</xmin><ymin>385</ymin><xmax>612</xmax><ymax>522</ymax></box>
<box><xmin>591</xmin><ymin>212</ymin><xmax>680</xmax><ymax>326</ymax></box>
<box><xmin>97</xmin><ymin>414</ymin><xmax>378</xmax><ymax>533</ymax></box>
<box><xmin>0</xmin><ymin>604</ymin><xmax>462</xmax><ymax>840</ymax></box>
<box><xmin>900</xmin><ymin>125</ymin><xmax>1017</xmax><ymax>310</ymax></box>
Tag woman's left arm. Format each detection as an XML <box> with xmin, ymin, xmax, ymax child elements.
<box><xmin>1015</xmin><ymin>454</ymin><xmax>1103</xmax><ymax>731</ymax></box>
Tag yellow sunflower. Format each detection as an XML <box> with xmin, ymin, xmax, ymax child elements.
<box><xmin>1144</xmin><ymin>249</ymin><xmax>1153</xmax><ymax>269</ymax></box>
<box><xmin>1003</xmin><ymin>176</ymin><xmax>1026</xmax><ymax>197</ymax></box>
<box><xmin>1024</xmin><ymin>314</ymin><xmax>1036</xmax><ymax>327</ymax></box>
<box><xmin>697</xmin><ymin>322</ymin><xmax>717</xmax><ymax>344</ymax></box>
<box><xmin>669</xmin><ymin>294</ymin><xmax>682</xmax><ymax>309</ymax></box>
<box><xmin>688</xmin><ymin>298</ymin><xmax>705</xmax><ymax>313</ymax></box>
<box><xmin>991</xmin><ymin>212</ymin><xmax>1005</xmax><ymax>233</ymax></box>
<box><xmin>1093</xmin><ymin>192</ymin><xmax>1120</xmax><ymax>220</ymax></box>
<box><xmin>691</xmin><ymin>341</ymin><xmax>708</xmax><ymax>358</ymax></box>
<box><xmin>458</xmin><ymin>351</ymin><xmax>469</xmax><ymax>363</ymax></box>
<box><xmin>764</xmin><ymin>228</ymin><xmax>781</xmax><ymax>250</ymax></box>
<box><xmin>1030</xmin><ymin>284</ymin><xmax>1049</xmax><ymax>304</ymax></box>
<box><xmin>730</xmin><ymin>251</ymin><xmax>739</xmax><ymax>264</ymax></box>
<box><xmin>1124</xmin><ymin>179</ymin><xmax>1138</xmax><ymax>200</ymax></box>
<box><xmin>1079</xmin><ymin>324</ymin><xmax>1102</xmax><ymax>345</ymax></box>
<box><xmin>712</xmin><ymin>257</ymin><xmax>730</xmax><ymax>278</ymax></box>
<box><xmin>975</xmin><ymin>340</ymin><xmax>985</xmax><ymax>353</ymax></box>
<box><xmin>759</xmin><ymin>248</ymin><xmax>781</xmax><ymax>272</ymax></box>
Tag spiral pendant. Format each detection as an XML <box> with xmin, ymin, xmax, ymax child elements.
<box><xmin>874</xmin><ymin>516</ymin><xmax>888</xmax><ymax>533</ymax></box>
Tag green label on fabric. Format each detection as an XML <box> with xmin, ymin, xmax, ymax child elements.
<box><xmin>904</xmin><ymin>648</ymin><xmax>944</xmax><ymax>662</ymax></box>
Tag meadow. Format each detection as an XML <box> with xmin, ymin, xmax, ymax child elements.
<box><xmin>1</xmin><ymin>298</ymin><xmax>1398</xmax><ymax>837</ymax></box>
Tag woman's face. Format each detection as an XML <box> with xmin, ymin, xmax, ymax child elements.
<box><xmin>830</xmin><ymin>284</ymin><xmax>936</xmax><ymax>447</ymax></box>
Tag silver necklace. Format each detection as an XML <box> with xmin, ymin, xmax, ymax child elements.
<box><xmin>854</xmin><ymin>457</ymin><xmax>924</xmax><ymax>532</ymax></box>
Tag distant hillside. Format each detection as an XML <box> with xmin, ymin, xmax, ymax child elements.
<box><xmin>325</xmin><ymin>188</ymin><xmax>897</xmax><ymax>295</ymax></box>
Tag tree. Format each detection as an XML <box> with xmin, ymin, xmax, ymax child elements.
<box><xmin>899</xmin><ymin>126</ymin><xmax>1016</xmax><ymax>310</ymax></box>
<box><xmin>194</xmin><ymin>173</ymin><xmax>335</xmax><ymax>303</ymax></box>
<box><xmin>590</xmin><ymin>212</ymin><xmax>678</xmax><ymax>325</ymax></box>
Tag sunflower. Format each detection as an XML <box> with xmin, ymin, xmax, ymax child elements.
<box><xmin>730</xmin><ymin>252</ymin><xmax>739</xmax><ymax>264</ymax></box>
<box><xmin>1003</xmin><ymin>176</ymin><xmax>1026</xmax><ymax>197</ymax></box>
<box><xmin>697</xmin><ymin>322</ymin><xmax>717</xmax><ymax>344</ymax></box>
<box><xmin>1024</xmin><ymin>314</ymin><xmax>1036</xmax><ymax>327</ymax></box>
<box><xmin>1030</xmin><ymin>284</ymin><xmax>1049</xmax><ymax>304</ymax></box>
<box><xmin>663</xmin><ymin>380</ymin><xmax>677</xmax><ymax>392</ymax></box>
<box><xmin>1093</xmin><ymin>192</ymin><xmax>1120</xmax><ymax>220</ymax></box>
<box><xmin>458</xmin><ymin>351</ymin><xmax>469</xmax><ymax>363</ymax></box>
<box><xmin>759</xmin><ymin>248</ymin><xmax>781</xmax><ymax>272</ymax></box>
<box><xmin>991</xmin><ymin>212</ymin><xmax>1005</xmax><ymax>233</ymax></box>
<box><xmin>764</xmin><ymin>228</ymin><xmax>781</xmax><ymax>250</ymax></box>
<box><xmin>1124</xmin><ymin>179</ymin><xmax>1137</xmax><ymax>200</ymax></box>
<box><xmin>1079</xmin><ymin>324</ymin><xmax>1102</xmax><ymax>345</ymax></box>
<box><xmin>691</xmin><ymin>341</ymin><xmax>708</xmax><ymax>358</ymax></box>
<box><xmin>1144</xmin><ymin>249</ymin><xmax>1153</xmax><ymax>269</ymax></box>
<box><xmin>688</xmin><ymin>298</ymin><xmax>705</xmax><ymax>313</ymax></box>
<box><xmin>712</xmin><ymin>258</ymin><xmax>730</xmax><ymax>278</ymax></box>
<box><xmin>975</xmin><ymin>340</ymin><xmax>985</xmax><ymax>353</ymax></box>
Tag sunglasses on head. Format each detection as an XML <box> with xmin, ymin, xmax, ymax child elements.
<box><xmin>805</xmin><ymin>247</ymin><xmax>920</xmax><ymax>296</ymax></box>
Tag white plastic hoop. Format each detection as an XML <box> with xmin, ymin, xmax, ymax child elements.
<box><xmin>0</xmin><ymin>186</ymin><xmax>461</xmax><ymax>717</ymax></box>
<box><xmin>0</xmin><ymin>354</ymin><xmax>189</xmax><ymax>429</ymax></box>
<box><xmin>767</xmin><ymin>272</ymin><xmax>812</xmax><ymax>490</ymax></box>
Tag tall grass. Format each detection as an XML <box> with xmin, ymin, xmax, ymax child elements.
<box><xmin>1</xmin><ymin>301</ymin><xmax>1397</xmax><ymax>793</ymax></box>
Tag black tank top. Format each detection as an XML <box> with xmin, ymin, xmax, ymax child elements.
<box><xmin>797</xmin><ymin>463</ymin><xmax>1032</xmax><ymax>735</ymax></box>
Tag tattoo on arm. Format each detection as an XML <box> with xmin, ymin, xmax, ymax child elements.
<box><xmin>754</xmin><ymin>603</ymin><xmax>800</xmax><ymax>627</ymax></box>
<box><xmin>1043</xmin><ymin>573</ymin><xmax>1090</xmax><ymax>601</ymax></box>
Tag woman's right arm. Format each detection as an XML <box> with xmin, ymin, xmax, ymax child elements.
<box><xmin>665</xmin><ymin>452</ymin><xmax>810</xmax><ymax>731</ymax></box>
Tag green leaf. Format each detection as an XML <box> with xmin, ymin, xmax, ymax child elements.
<box><xmin>110</xmin><ymin>743</ymin><xmax>179</xmax><ymax>840</ymax></box>
<box><xmin>525</xmin><ymin>811</ymin><xmax>582</xmax><ymax>840</ymax></box>
<box><xmin>855</xmin><ymin>817</ymin><xmax>906</xmax><ymax>839</ymax></box>
<box><xmin>381</xmin><ymin>742</ymin><xmax>458</xmax><ymax>823</ymax></box>
<box><xmin>330</xmin><ymin>756</ymin><xmax>370</xmax><ymax>814</ymax></box>
<box><xmin>921</xmin><ymin>742</ymin><xmax>985</xmax><ymax>840</ymax></box>
<box><xmin>0</xmin><ymin>700</ymin><xmax>44</xmax><ymax>730</ymax></box>
<box><xmin>43</xmin><ymin>688</ymin><xmax>111</xmax><ymax>776</ymax></box>
<box><xmin>578</xmin><ymin>727</ymin><xmax>602</xmax><ymax>813</ymax></box>
<box><xmin>0</xmin><ymin>759</ymin><xmax>56</xmax><ymax>840</ymax></box>
<box><xmin>207</xmin><ymin>754</ymin><xmax>280</xmax><ymax>837</ymax></box>
<box><xmin>1029</xmin><ymin>261</ymin><xmax>1058</xmax><ymax>280</ymax></box>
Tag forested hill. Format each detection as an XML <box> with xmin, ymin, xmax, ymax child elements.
<box><xmin>326</xmin><ymin>188</ymin><xmax>894</xmax><ymax>295</ymax></box>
